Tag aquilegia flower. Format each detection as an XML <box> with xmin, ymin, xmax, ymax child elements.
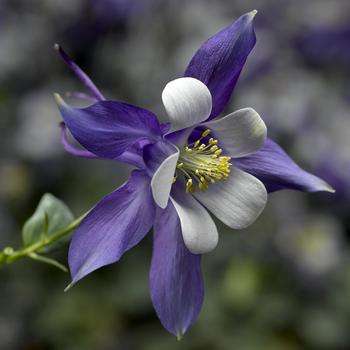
<box><xmin>55</xmin><ymin>10</ymin><xmax>334</xmax><ymax>337</ymax></box>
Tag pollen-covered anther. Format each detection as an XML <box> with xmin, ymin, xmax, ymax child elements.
<box><xmin>186</xmin><ymin>179</ymin><xmax>193</xmax><ymax>193</ymax></box>
<box><xmin>175</xmin><ymin>129</ymin><xmax>232</xmax><ymax>192</ymax></box>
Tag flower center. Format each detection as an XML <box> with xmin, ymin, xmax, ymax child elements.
<box><xmin>174</xmin><ymin>129</ymin><xmax>231</xmax><ymax>193</ymax></box>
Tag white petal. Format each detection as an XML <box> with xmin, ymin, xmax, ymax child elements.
<box><xmin>204</xmin><ymin>108</ymin><xmax>267</xmax><ymax>157</ymax></box>
<box><xmin>151</xmin><ymin>149</ymin><xmax>179</xmax><ymax>209</ymax></box>
<box><xmin>194</xmin><ymin>167</ymin><xmax>267</xmax><ymax>229</ymax></box>
<box><xmin>162</xmin><ymin>77</ymin><xmax>212</xmax><ymax>131</ymax></box>
<box><xmin>171</xmin><ymin>192</ymin><xmax>218</xmax><ymax>254</ymax></box>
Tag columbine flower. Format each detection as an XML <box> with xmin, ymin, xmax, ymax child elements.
<box><xmin>55</xmin><ymin>11</ymin><xmax>334</xmax><ymax>337</ymax></box>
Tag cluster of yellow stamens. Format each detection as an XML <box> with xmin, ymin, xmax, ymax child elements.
<box><xmin>174</xmin><ymin>129</ymin><xmax>231</xmax><ymax>192</ymax></box>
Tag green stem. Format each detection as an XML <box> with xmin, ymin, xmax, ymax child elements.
<box><xmin>28</xmin><ymin>252</ymin><xmax>68</xmax><ymax>272</ymax></box>
<box><xmin>0</xmin><ymin>213</ymin><xmax>87</xmax><ymax>267</ymax></box>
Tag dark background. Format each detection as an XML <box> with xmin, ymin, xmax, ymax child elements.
<box><xmin>1</xmin><ymin>0</ymin><xmax>350</xmax><ymax>349</ymax></box>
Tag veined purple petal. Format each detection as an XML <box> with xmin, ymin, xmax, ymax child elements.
<box><xmin>116</xmin><ymin>142</ymin><xmax>147</xmax><ymax>168</ymax></box>
<box><xmin>60</xmin><ymin>123</ymin><xmax>146</xmax><ymax>168</ymax></box>
<box><xmin>184</xmin><ymin>11</ymin><xmax>257</xmax><ymax>120</ymax></box>
<box><xmin>67</xmin><ymin>170</ymin><xmax>155</xmax><ymax>287</ymax></box>
<box><xmin>55</xmin><ymin>95</ymin><xmax>162</xmax><ymax>159</ymax></box>
<box><xmin>234</xmin><ymin>138</ymin><xmax>335</xmax><ymax>193</ymax></box>
<box><xmin>60</xmin><ymin>122</ymin><xmax>98</xmax><ymax>159</ymax></box>
<box><xmin>55</xmin><ymin>44</ymin><xmax>105</xmax><ymax>101</ymax></box>
<box><xmin>143</xmin><ymin>140</ymin><xmax>177</xmax><ymax>174</ymax></box>
<box><xmin>150</xmin><ymin>202</ymin><xmax>204</xmax><ymax>338</ymax></box>
<box><xmin>160</xmin><ymin>122</ymin><xmax>171</xmax><ymax>135</ymax></box>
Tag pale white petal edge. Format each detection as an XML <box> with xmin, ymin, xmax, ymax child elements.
<box><xmin>194</xmin><ymin>166</ymin><xmax>268</xmax><ymax>229</ymax></box>
<box><xmin>162</xmin><ymin>77</ymin><xmax>212</xmax><ymax>132</ymax></box>
<box><xmin>171</xmin><ymin>193</ymin><xmax>218</xmax><ymax>254</ymax></box>
<box><xmin>151</xmin><ymin>149</ymin><xmax>179</xmax><ymax>209</ymax></box>
<box><xmin>204</xmin><ymin>108</ymin><xmax>267</xmax><ymax>158</ymax></box>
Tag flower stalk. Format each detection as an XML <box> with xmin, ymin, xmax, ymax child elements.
<box><xmin>0</xmin><ymin>213</ymin><xmax>87</xmax><ymax>269</ymax></box>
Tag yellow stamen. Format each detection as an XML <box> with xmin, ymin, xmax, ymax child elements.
<box><xmin>186</xmin><ymin>179</ymin><xmax>193</xmax><ymax>193</ymax></box>
<box><xmin>175</xmin><ymin>128</ymin><xmax>231</xmax><ymax>192</ymax></box>
<box><xmin>202</xmin><ymin>129</ymin><xmax>211</xmax><ymax>137</ymax></box>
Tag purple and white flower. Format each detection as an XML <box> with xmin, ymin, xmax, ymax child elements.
<box><xmin>55</xmin><ymin>11</ymin><xmax>333</xmax><ymax>337</ymax></box>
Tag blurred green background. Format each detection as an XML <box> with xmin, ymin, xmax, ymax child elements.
<box><xmin>1</xmin><ymin>0</ymin><xmax>350</xmax><ymax>349</ymax></box>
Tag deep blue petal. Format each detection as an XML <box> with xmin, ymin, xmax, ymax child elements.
<box><xmin>68</xmin><ymin>170</ymin><xmax>155</xmax><ymax>286</ymax></box>
<box><xmin>150</xmin><ymin>202</ymin><xmax>204</xmax><ymax>338</ymax></box>
<box><xmin>60</xmin><ymin>122</ymin><xmax>98</xmax><ymax>159</ymax></box>
<box><xmin>143</xmin><ymin>140</ymin><xmax>177</xmax><ymax>175</ymax></box>
<box><xmin>234</xmin><ymin>138</ymin><xmax>335</xmax><ymax>193</ymax></box>
<box><xmin>184</xmin><ymin>11</ymin><xmax>257</xmax><ymax>120</ymax></box>
<box><xmin>56</xmin><ymin>97</ymin><xmax>162</xmax><ymax>159</ymax></box>
<box><xmin>60</xmin><ymin>122</ymin><xmax>146</xmax><ymax>168</ymax></box>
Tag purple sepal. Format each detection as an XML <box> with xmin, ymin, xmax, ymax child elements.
<box><xmin>57</xmin><ymin>99</ymin><xmax>162</xmax><ymax>160</ymax></box>
<box><xmin>60</xmin><ymin>122</ymin><xmax>146</xmax><ymax>168</ymax></box>
<box><xmin>116</xmin><ymin>143</ymin><xmax>147</xmax><ymax>168</ymax></box>
<box><xmin>143</xmin><ymin>140</ymin><xmax>177</xmax><ymax>175</ymax></box>
<box><xmin>234</xmin><ymin>138</ymin><xmax>334</xmax><ymax>193</ymax></box>
<box><xmin>68</xmin><ymin>170</ymin><xmax>155</xmax><ymax>286</ymax></box>
<box><xmin>184</xmin><ymin>11</ymin><xmax>257</xmax><ymax>120</ymax></box>
<box><xmin>150</xmin><ymin>202</ymin><xmax>204</xmax><ymax>338</ymax></box>
<box><xmin>60</xmin><ymin>122</ymin><xmax>98</xmax><ymax>159</ymax></box>
<box><xmin>160</xmin><ymin>122</ymin><xmax>172</xmax><ymax>135</ymax></box>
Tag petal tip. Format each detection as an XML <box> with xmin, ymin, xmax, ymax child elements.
<box><xmin>308</xmin><ymin>174</ymin><xmax>336</xmax><ymax>194</ymax></box>
<box><xmin>186</xmin><ymin>230</ymin><xmax>218</xmax><ymax>254</ymax></box>
<box><xmin>323</xmin><ymin>183</ymin><xmax>336</xmax><ymax>193</ymax></box>
<box><xmin>176</xmin><ymin>330</ymin><xmax>184</xmax><ymax>341</ymax></box>
<box><xmin>64</xmin><ymin>281</ymin><xmax>75</xmax><ymax>292</ymax></box>
<box><xmin>233</xmin><ymin>181</ymin><xmax>268</xmax><ymax>230</ymax></box>
<box><xmin>152</xmin><ymin>192</ymin><xmax>168</xmax><ymax>209</ymax></box>
<box><xmin>189</xmin><ymin>241</ymin><xmax>218</xmax><ymax>255</ymax></box>
<box><xmin>245</xmin><ymin>107</ymin><xmax>267</xmax><ymax>142</ymax></box>
<box><xmin>244</xmin><ymin>9</ymin><xmax>258</xmax><ymax>23</ymax></box>
<box><xmin>54</xmin><ymin>93</ymin><xmax>68</xmax><ymax>108</ymax></box>
<box><xmin>250</xmin><ymin>9</ymin><xmax>258</xmax><ymax>18</ymax></box>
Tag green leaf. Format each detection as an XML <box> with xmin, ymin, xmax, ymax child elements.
<box><xmin>22</xmin><ymin>193</ymin><xmax>74</xmax><ymax>248</ymax></box>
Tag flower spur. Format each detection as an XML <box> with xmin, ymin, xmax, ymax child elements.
<box><xmin>55</xmin><ymin>10</ymin><xmax>334</xmax><ymax>337</ymax></box>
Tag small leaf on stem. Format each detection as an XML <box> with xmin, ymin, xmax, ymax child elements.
<box><xmin>22</xmin><ymin>193</ymin><xmax>74</xmax><ymax>250</ymax></box>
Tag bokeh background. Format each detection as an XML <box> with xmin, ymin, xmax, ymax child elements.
<box><xmin>1</xmin><ymin>0</ymin><xmax>350</xmax><ymax>349</ymax></box>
